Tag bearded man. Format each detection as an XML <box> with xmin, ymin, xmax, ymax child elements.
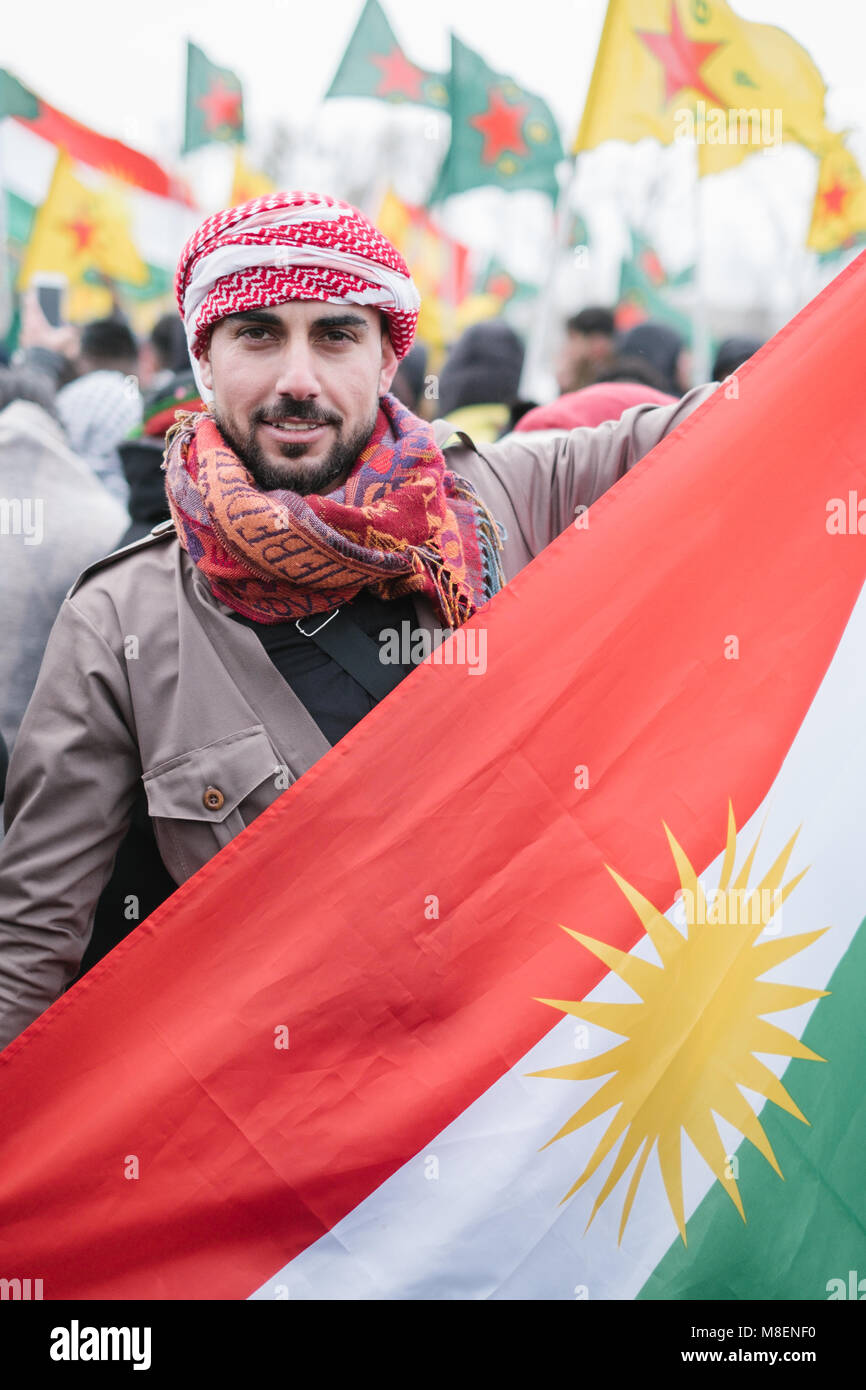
<box><xmin>0</xmin><ymin>192</ymin><xmax>714</xmax><ymax>1050</ymax></box>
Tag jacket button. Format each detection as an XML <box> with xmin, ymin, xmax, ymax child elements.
<box><xmin>203</xmin><ymin>786</ymin><xmax>225</xmax><ymax>811</ymax></box>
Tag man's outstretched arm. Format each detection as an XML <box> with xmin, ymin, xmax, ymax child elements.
<box><xmin>474</xmin><ymin>382</ymin><xmax>718</xmax><ymax>558</ymax></box>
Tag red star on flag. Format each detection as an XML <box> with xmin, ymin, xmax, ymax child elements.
<box><xmin>487</xmin><ymin>271</ymin><xmax>515</xmax><ymax>300</ymax></box>
<box><xmin>197</xmin><ymin>78</ymin><xmax>242</xmax><ymax>133</ymax></box>
<box><xmin>639</xmin><ymin>248</ymin><xmax>667</xmax><ymax>286</ymax></box>
<box><xmin>615</xmin><ymin>298</ymin><xmax>649</xmax><ymax>332</ymax></box>
<box><xmin>65</xmin><ymin>217</ymin><xmax>96</xmax><ymax>252</ymax></box>
<box><xmin>470</xmin><ymin>87</ymin><xmax>529</xmax><ymax>165</ymax></box>
<box><xmin>372</xmin><ymin>46</ymin><xmax>426</xmax><ymax>100</ymax></box>
<box><xmin>637</xmin><ymin>1</ymin><xmax>724</xmax><ymax>107</ymax></box>
<box><xmin>822</xmin><ymin>181</ymin><xmax>848</xmax><ymax>215</ymax></box>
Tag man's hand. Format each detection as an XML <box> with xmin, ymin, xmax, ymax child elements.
<box><xmin>19</xmin><ymin>289</ymin><xmax>80</xmax><ymax>360</ymax></box>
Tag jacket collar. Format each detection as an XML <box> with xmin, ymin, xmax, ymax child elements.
<box><xmin>431</xmin><ymin>417</ymin><xmax>482</xmax><ymax>454</ymax></box>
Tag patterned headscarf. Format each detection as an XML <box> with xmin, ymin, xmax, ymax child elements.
<box><xmin>175</xmin><ymin>191</ymin><xmax>421</xmax><ymax>399</ymax></box>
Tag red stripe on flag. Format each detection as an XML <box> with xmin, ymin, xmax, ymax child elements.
<box><xmin>1</xmin><ymin>254</ymin><xmax>865</xmax><ymax>1298</ymax></box>
<box><xmin>15</xmin><ymin>103</ymin><xmax>195</xmax><ymax>206</ymax></box>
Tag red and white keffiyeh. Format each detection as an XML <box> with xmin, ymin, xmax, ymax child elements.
<box><xmin>175</xmin><ymin>192</ymin><xmax>421</xmax><ymax>398</ymax></box>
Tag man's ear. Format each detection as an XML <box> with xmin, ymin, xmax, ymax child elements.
<box><xmin>197</xmin><ymin>338</ymin><xmax>214</xmax><ymax>392</ymax></box>
<box><xmin>378</xmin><ymin>322</ymin><xmax>399</xmax><ymax>395</ymax></box>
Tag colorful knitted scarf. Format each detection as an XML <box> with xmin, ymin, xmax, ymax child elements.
<box><xmin>163</xmin><ymin>392</ymin><xmax>505</xmax><ymax>628</ymax></box>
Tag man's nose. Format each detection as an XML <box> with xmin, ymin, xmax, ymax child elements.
<box><xmin>273</xmin><ymin>340</ymin><xmax>321</xmax><ymax>399</ymax></box>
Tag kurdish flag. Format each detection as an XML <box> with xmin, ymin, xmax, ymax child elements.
<box><xmin>0</xmin><ymin>255</ymin><xmax>865</xmax><ymax>1299</ymax></box>
<box><xmin>0</xmin><ymin>67</ymin><xmax>191</xmax><ymax>203</ymax></box>
<box><xmin>1</xmin><ymin>95</ymin><xmax>198</xmax><ymax>336</ymax></box>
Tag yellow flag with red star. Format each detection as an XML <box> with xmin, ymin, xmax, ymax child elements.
<box><xmin>576</xmin><ymin>0</ymin><xmax>835</xmax><ymax>176</ymax></box>
<box><xmin>807</xmin><ymin>138</ymin><xmax>866</xmax><ymax>256</ymax></box>
<box><xmin>18</xmin><ymin>148</ymin><xmax>148</xmax><ymax>294</ymax></box>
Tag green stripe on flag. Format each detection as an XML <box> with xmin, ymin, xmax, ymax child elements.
<box><xmin>639</xmin><ymin>916</ymin><xmax>866</xmax><ymax>1301</ymax></box>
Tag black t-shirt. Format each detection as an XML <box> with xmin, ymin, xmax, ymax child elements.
<box><xmin>233</xmin><ymin>589</ymin><xmax>419</xmax><ymax>745</ymax></box>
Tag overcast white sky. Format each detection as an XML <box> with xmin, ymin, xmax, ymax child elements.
<box><xmin>4</xmin><ymin>1</ymin><xmax>866</xmax><ymax>159</ymax></box>
<box><xmin>5</xmin><ymin>0</ymin><xmax>866</xmax><ymax>380</ymax></box>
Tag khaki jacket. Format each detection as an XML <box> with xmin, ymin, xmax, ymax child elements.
<box><xmin>0</xmin><ymin>388</ymin><xmax>713</xmax><ymax>1047</ymax></box>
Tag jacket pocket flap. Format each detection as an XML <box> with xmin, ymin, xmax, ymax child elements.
<box><xmin>142</xmin><ymin>725</ymin><xmax>282</xmax><ymax>823</ymax></box>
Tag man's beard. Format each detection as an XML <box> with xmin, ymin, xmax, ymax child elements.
<box><xmin>213</xmin><ymin>398</ymin><xmax>378</xmax><ymax>496</ymax></box>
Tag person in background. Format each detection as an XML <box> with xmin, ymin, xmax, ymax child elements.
<box><xmin>55</xmin><ymin>318</ymin><xmax>143</xmax><ymax>508</ymax></box>
<box><xmin>712</xmin><ymin>335</ymin><xmax>764</xmax><ymax>382</ymax></box>
<box><xmin>437</xmin><ymin>320</ymin><xmax>525</xmax><ymax>442</ymax></box>
<box><xmin>118</xmin><ymin>313</ymin><xmax>203</xmax><ymax>545</ymax></box>
<box><xmin>137</xmin><ymin>311</ymin><xmax>190</xmax><ymax>392</ymax></box>
<box><xmin>390</xmin><ymin>340</ymin><xmax>428</xmax><ymax>415</ymax></box>
<box><xmin>0</xmin><ymin>365</ymin><xmax>127</xmax><ymax>757</ymax></box>
<box><xmin>512</xmin><ymin>381</ymin><xmax>676</xmax><ymax>433</ymax></box>
<box><xmin>554</xmin><ymin>306</ymin><xmax>616</xmax><ymax>394</ymax></box>
<box><xmin>594</xmin><ymin>354</ymin><xmax>673</xmax><ymax>393</ymax></box>
<box><xmin>616</xmin><ymin>323</ymin><xmax>692</xmax><ymax>397</ymax></box>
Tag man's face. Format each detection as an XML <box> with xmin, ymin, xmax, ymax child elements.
<box><xmin>554</xmin><ymin>330</ymin><xmax>613</xmax><ymax>394</ymax></box>
<box><xmin>198</xmin><ymin>300</ymin><xmax>399</xmax><ymax>495</ymax></box>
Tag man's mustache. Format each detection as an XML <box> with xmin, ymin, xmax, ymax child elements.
<box><xmin>252</xmin><ymin>401</ymin><xmax>342</xmax><ymax>427</ymax></box>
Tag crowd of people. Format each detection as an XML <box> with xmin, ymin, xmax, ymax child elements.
<box><xmin>0</xmin><ymin>189</ymin><xmax>765</xmax><ymax>1047</ymax></box>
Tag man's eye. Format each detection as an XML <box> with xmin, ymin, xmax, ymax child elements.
<box><xmin>238</xmin><ymin>326</ymin><xmax>272</xmax><ymax>340</ymax></box>
<box><xmin>322</xmin><ymin>330</ymin><xmax>352</xmax><ymax>343</ymax></box>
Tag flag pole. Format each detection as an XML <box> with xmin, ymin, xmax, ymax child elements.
<box><xmin>518</xmin><ymin>156</ymin><xmax>578</xmax><ymax>401</ymax></box>
<box><xmin>0</xmin><ymin>131</ymin><xmax>11</xmax><ymax>342</ymax></box>
<box><xmin>691</xmin><ymin>142</ymin><xmax>712</xmax><ymax>386</ymax></box>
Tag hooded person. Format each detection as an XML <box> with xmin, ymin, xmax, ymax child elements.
<box><xmin>117</xmin><ymin>314</ymin><xmax>205</xmax><ymax>546</ymax></box>
<box><xmin>437</xmin><ymin>320</ymin><xmax>525</xmax><ymax>442</ymax></box>
<box><xmin>0</xmin><ymin>191</ymin><xmax>717</xmax><ymax>1049</ymax></box>
<box><xmin>712</xmin><ymin>335</ymin><xmax>763</xmax><ymax>382</ymax></box>
<box><xmin>616</xmin><ymin>323</ymin><xmax>691</xmax><ymax>397</ymax></box>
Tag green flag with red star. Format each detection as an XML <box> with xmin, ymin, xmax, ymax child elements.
<box><xmin>615</xmin><ymin>230</ymin><xmax>693</xmax><ymax>340</ymax></box>
<box><xmin>183</xmin><ymin>41</ymin><xmax>244</xmax><ymax>155</ymax></box>
<box><xmin>477</xmin><ymin>257</ymin><xmax>536</xmax><ymax>307</ymax></box>
<box><xmin>432</xmin><ymin>34</ymin><xmax>565</xmax><ymax>203</ymax></box>
<box><xmin>325</xmin><ymin>0</ymin><xmax>448</xmax><ymax>110</ymax></box>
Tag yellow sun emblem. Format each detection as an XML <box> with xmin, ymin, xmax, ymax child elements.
<box><xmin>530</xmin><ymin>805</ymin><xmax>828</xmax><ymax>1245</ymax></box>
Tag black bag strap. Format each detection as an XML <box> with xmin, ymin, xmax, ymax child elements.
<box><xmin>295</xmin><ymin>607</ymin><xmax>410</xmax><ymax>701</ymax></box>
